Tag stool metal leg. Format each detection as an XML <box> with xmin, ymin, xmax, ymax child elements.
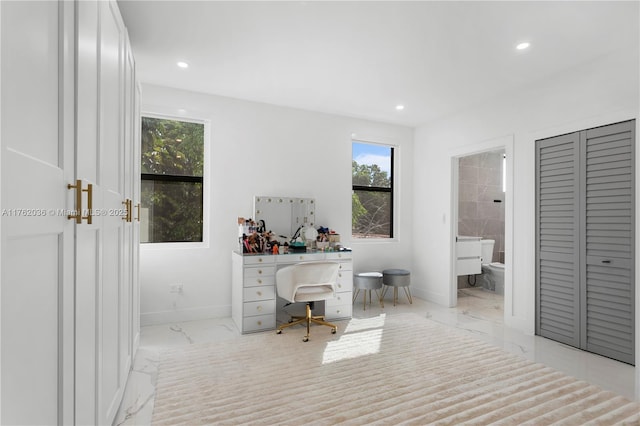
<box><xmin>375</xmin><ymin>289</ymin><xmax>384</xmax><ymax>308</ymax></box>
<box><xmin>403</xmin><ymin>286</ymin><xmax>413</xmax><ymax>304</ymax></box>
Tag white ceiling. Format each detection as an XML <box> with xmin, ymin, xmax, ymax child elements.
<box><xmin>118</xmin><ymin>1</ymin><xmax>639</xmax><ymax>127</ymax></box>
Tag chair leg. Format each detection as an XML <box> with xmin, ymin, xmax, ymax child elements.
<box><xmin>305</xmin><ymin>304</ymin><xmax>311</xmax><ymax>342</ymax></box>
<box><xmin>277</xmin><ymin>302</ymin><xmax>337</xmax><ymax>342</ymax></box>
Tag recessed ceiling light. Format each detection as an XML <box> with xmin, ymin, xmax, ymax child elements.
<box><xmin>396</xmin><ymin>105</ymin><xmax>405</xmax><ymax>111</ymax></box>
<box><xmin>516</xmin><ymin>42</ymin><xmax>530</xmax><ymax>50</ymax></box>
<box><xmin>177</xmin><ymin>61</ymin><xmax>189</xmax><ymax>68</ymax></box>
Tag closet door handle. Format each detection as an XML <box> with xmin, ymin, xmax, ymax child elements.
<box><xmin>67</xmin><ymin>180</ymin><xmax>83</xmax><ymax>224</ymax></box>
<box><xmin>122</xmin><ymin>199</ymin><xmax>132</xmax><ymax>223</ymax></box>
<box><xmin>84</xmin><ymin>183</ymin><xmax>93</xmax><ymax>224</ymax></box>
<box><xmin>134</xmin><ymin>203</ymin><xmax>141</xmax><ymax>222</ymax></box>
<box><xmin>67</xmin><ymin>180</ymin><xmax>92</xmax><ymax>224</ymax></box>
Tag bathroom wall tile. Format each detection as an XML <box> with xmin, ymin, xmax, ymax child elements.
<box><xmin>459</xmin><ymin>183</ymin><xmax>477</xmax><ymax>202</ymax></box>
<box><xmin>459</xmin><ymin>201</ymin><xmax>478</xmax><ymax>220</ymax></box>
<box><xmin>481</xmin><ymin>219</ymin><xmax>504</xmax><ymax>237</ymax></box>
<box><xmin>457</xmin><ymin>275</ymin><xmax>470</xmax><ymax>289</ymax></box>
<box><xmin>459</xmin><ymin>165</ymin><xmax>479</xmax><ymax>183</ymax></box>
<box><xmin>457</xmin><ymin>220</ymin><xmax>475</xmax><ymax>237</ymax></box>
<box><xmin>478</xmin><ymin>167</ymin><xmax>501</xmax><ymax>186</ymax></box>
<box><xmin>480</xmin><ymin>151</ymin><xmax>504</xmax><ymax>170</ymax></box>
<box><xmin>459</xmin><ymin>155</ymin><xmax>479</xmax><ymax>167</ymax></box>
<box><xmin>477</xmin><ymin>201</ymin><xmax>500</xmax><ymax>219</ymax></box>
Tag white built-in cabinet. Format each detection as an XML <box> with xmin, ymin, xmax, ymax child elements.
<box><xmin>0</xmin><ymin>1</ymin><xmax>140</xmax><ymax>424</ymax></box>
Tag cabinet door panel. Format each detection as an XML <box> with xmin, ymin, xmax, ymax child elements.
<box><xmin>1</xmin><ymin>1</ymin><xmax>75</xmax><ymax>423</ymax></box>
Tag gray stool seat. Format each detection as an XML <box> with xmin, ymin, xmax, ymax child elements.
<box><xmin>382</xmin><ymin>269</ymin><xmax>412</xmax><ymax>306</ymax></box>
<box><xmin>353</xmin><ymin>272</ymin><xmax>384</xmax><ymax>310</ymax></box>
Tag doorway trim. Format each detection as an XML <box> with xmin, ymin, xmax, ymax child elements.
<box><xmin>449</xmin><ymin>134</ymin><xmax>514</xmax><ymax>324</ymax></box>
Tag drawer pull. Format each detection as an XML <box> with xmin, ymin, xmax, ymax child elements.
<box><xmin>257</xmin><ymin>320</ymin><xmax>262</xmax><ymax>326</ymax></box>
<box><xmin>338</xmin><ymin>284</ymin><xmax>342</xmax><ymax>288</ymax></box>
<box><xmin>339</xmin><ymin>272</ymin><xmax>342</xmax><ymax>277</ymax></box>
<box><xmin>257</xmin><ymin>291</ymin><xmax>262</xmax><ymax>297</ymax></box>
<box><xmin>336</xmin><ymin>310</ymin><xmax>341</xmax><ymax>314</ymax></box>
<box><xmin>257</xmin><ymin>305</ymin><xmax>263</xmax><ymax>311</ymax></box>
<box><xmin>258</xmin><ymin>269</ymin><xmax>263</xmax><ymax>274</ymax></box>
<box><xmin>300</xmin><ymin>256</ymin><xmax>304</xmax><ymax>260</ymax></box>
<box><xmin>258</xmin><ymin>258</ymin><xmax>263</xmax><ymax>263</ymax></box>
<box><xmin>257</xmin><ymin>279</ymin><xmax>262</xmax><ymax>284</ymax></box>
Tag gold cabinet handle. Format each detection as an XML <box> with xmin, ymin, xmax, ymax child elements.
<box><xmin>134</xmin><ymin>203</ymin><xmax>141</xmax><ymax>222</ymax></box>
<box><xmin>84</xmin><ymin>184</ymin><xmax>93</xmax><ymax>224</ymax></box>
<box><xmin>67</xmin><ymin>180</ymin><xmax>82</xmax><ymax>224</ymax></box>
<box><xmin>122</xmin><ymin>199</ymin><xmax>132</xmax><ymax>223</ymax></box>
<box><xmin>67</xmin><ymin>180</ymin><xmax>92</xmax><ymax>224</ymax></box>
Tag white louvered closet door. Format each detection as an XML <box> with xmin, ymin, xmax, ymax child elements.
<box><xmin>536</xmin><ymin>132</ymin><xmax>581</xmax><ymax>348</ymax></box>
<box><xmin>536</xmin><ymin>120</ymin><xmax>635</xmax><ymax>365</ymax></box>
<box><xmin>582</xmin><ymin>121</ymin><xmax>635</xmax><ymax>365</ymax></box>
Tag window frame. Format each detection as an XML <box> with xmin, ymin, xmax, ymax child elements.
<box><xmin>351</xmin><ymin>140</ymin><xmax>395</xmax><ymax>240</ymax></box>
<box><xmin>139</xmin><ymin>113</ymin><xmax>210</xmax><ymax>248</ymax></box>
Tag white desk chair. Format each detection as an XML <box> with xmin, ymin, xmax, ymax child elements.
<box><xmin>276</xmin><ymin>261</ymin><xmax>339</xmax><ymax>342</ymax></box>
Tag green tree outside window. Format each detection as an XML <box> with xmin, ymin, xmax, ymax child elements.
<box><xmin>141</xmin><ymin>117</ymin><xmax>205</xmax><ymax>243</ymax></box>
<box><xmin>352</xmin><ymin>142</ymin><xmax>394</xmax><ymax>238</ymax></box>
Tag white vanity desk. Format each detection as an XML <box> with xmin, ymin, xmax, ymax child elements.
<box><xmin>231</xmin><ymin>250</ymin><xmax>353</xmax><ymax>334</ymax></box>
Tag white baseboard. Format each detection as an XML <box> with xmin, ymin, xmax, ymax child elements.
<box><xmin>411</xmin><ymin>287</ymin><xmax>450</xmax><ymax>307</ymax></box>
<box><xmin>141</xmin><ymin>305</ymin><xmax>231</xmax><ymax>327</ymax></box>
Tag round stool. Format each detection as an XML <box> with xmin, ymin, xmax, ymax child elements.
<box><xmin>352</xmin><ymin>272</ymin><xmax>384</xmax><ymax>311</ymax></box>
<box><xmin>382</xmin><ymin>269</ymin><xmax>412</xmax><ymax>306</ymax></box>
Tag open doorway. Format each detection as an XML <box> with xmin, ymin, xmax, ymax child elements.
<box><xmin>455</xmin><ymin>149</ymin><xmax>506</xmax><ymax>322</ymax></box>
<box><xmin>450</xmin><ymin>135</ymin><xmax>513</xmax><ymax>323</ymax></box>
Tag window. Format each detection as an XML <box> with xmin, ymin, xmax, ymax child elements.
<box><xmin>352</xmin><ymin>141</ymin><xmax>394</xmax><ymax>238</ymax></box>
<box><xmin>141</xmin><ymin>116</ymin><xmax>205</xmax><ymax>243</ymax></box>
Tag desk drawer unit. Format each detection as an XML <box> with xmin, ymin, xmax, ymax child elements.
<box><xmin>232</xmin><ymin>251</ymin><xmax>354</xmax><ymax>333</ymax></box>
<box><xmin>241</xmin><ymin>257</ymin><xmax>277</xmax><ymax>333</ymax></box>
<box><xmin>325</xmin><ymin>255</ymin><xmax>353</xmax><ymax>320</ymax></box>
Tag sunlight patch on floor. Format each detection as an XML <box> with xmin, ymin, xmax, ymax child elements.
<box><xmin>322</xmin><ymin>314</ymin><xmax>386</xmax><ymax>364</ymax></box>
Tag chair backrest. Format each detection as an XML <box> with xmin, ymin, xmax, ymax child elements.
<box><xmin>276</xmin><ymin>261</ymin><xmax>340</xmax><ymax>302</ymax></box>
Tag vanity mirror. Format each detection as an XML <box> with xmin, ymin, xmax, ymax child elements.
<box><xmin>253</xmin><ymin>196</ymin><xmax>315</xmax><ymax>242</ymax></box>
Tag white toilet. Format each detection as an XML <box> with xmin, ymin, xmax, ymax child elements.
<box><xmin>480</xmin><ymin>239</ymin><xmax>504</xmax><ymax>294</ymax></box>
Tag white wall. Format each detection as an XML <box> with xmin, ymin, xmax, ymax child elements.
<box><xmin>413</xmin><ymin>46</ymin><xmax>639</xmax><ymax>354</ymax></box>
<box><xmin>140</xmin><ymin>84</ymin><xmax>414</xmax><ymax>325</ymax></box>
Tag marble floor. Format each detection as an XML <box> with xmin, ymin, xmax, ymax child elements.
<box><xmin>114</xmin><ymin>288</ymin><xmax>639</xmax><ymax>425</ymax></box>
